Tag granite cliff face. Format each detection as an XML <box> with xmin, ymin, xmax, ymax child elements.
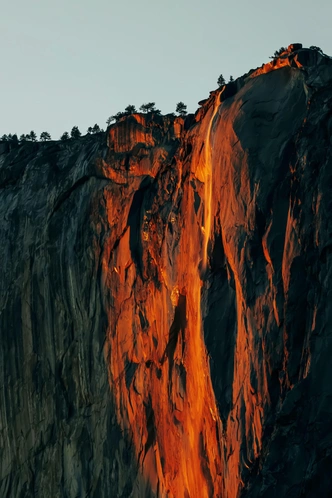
<box><xmin>1</xmin><ymin>45</ymin><xmax>332</xmax><ymax>497</ymax></box>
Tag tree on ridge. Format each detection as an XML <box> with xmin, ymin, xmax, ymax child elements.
<box><xmin>124</xmin><ymin>105</ymin><xmax>137</xmax><ymax>114</ymax></box>
<box><xmin>139</xmin><ymin>102</ymin><xmax>161</xmax><ymax>114</ymax></box>
<box><xmin>217</xmin><ymin>74</ymin><xmax>226</xmax><ymax>87</ymax></box>
<box><xmin>27</xmin><ymin>131</ymin><xmax>37</xmax><ymax>142</ymax></box>
<box><xmin>40</xmin><ymin>131</ymin><xmax>51</xmax><ymax>141</ymax></box>
<box><xmin>92</xmin><ymin>124</ymin><xmax>101</xmax><ymax>133</ymax></box>
<box><xmin>70</xmin><ymin>126</ymin><xmax>81</xmax><ymax>139</ymax></box>
<box><xmin>61</xmin><ymin>131</ymin><xmax>70</xmax><ymax>141</ymax></box>
<box><xmin>176</xmin><ymin>102</ymin><xmax>187</xmax><ymax>116</ymax></box>
<box><xmin>270</xmin><ymin>46</ymin><xmax>286</xmax><ymax>59</ymax></box>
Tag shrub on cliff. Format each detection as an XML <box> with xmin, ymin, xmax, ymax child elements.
<box><xmin>40</xmin><ymin>131</ymin><xmax>51</xmax><ymax>141</ymax></box>
<box><xmin>106</xmin><ymin>105</ymin><xmax>143</xmax><ymax>125</ymax></box>
<box><xmin>70</xmin><ymin>126</ymin><xmax>81</xmax><ymax>139</ymax></box>
<box><xmin>176</xmin><ymin>102</ymin><xmax>187</xmax><ymax>116</ymax></box>
<box><xmin>217</xmin><ymin>74</ymin><xmax>226</xmax><ymax>87</ymax></box>
<box><xmin>229</xmin><ymin>75</ymin><xmax>234</xmax><ymax>82</ymax></box>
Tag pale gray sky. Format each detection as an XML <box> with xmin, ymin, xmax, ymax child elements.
<box><xmin>1</xmin><ymin>0</ymin><xmax>331</xmax><ymax>139</ymax></box>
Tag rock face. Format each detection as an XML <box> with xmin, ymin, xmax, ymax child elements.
<box><xmin>1</xmin><ymin>46</ymin><xmax>332</xmax><ymax>497</ymax></box>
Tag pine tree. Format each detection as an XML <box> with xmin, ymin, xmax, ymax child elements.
<box><xmin>139</xmin><ymin>102</ymin><xmax>159</xmax><ymax>113</ymax></box>
<box><xmin>60</xmin><ymin>131</ymin><xmax>70</xmax><ymax>141</ymax></box>
<box><xmin>40</xmin><ymin>131</ymin><xmax>51</xmax><ymax>141</ymax></box>
<box><xmin>124</xmin><ymin>105</ymin><xmax>137</xmax><ymax>114</ymax></box>
<box><xmin>217</xmin><ymin>74</ymin><xmax>226</xmax><ymax>87</ymax></box>
<box><xmin>106</xmin><ymin>116</ymin><xmax>115</xmax><ymax>126</ymax></box>
<box><xmin>27</xmin><ymin>131</ymin><xmax>37</xmax><ymax>142</ymax></box>
<box><xmin>176</xmin><ymin>102</ymin><xmax>187</xmax><ymax>116</ymax></box>
<box><xmin>70</xmin><ymin>126</ymin><xmax>81</xmax><ymax>139</ymax></box>
<box><xmin>92</xmin><ymin>124</ymin><xmax>101</xmax><ymax>133</ymax></box>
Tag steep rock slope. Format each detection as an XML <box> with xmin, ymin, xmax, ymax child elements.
<box><xmin>1</xmin><ymin>46</ymin><xmax>332</xmax><ymax>497</ymax></box>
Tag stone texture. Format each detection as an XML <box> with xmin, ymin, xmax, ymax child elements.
<box><xmin>1</xmin><ymin>47</ymin><xmax>332</xmax><ymax>497</ymax></box>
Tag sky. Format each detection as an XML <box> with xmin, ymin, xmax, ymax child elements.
<box><xmin>1</xmin><ymin>0</ymin><xmax>332</xmax><ymax>140</ymax></box>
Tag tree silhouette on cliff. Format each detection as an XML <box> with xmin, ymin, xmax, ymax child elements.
<box><xmin>27</xmin><ymin>131</ymin><xmax>37</xmax><ymax>142</ymax></box>
<box><xmin>40</xmin><ymin>131</ymin><xmax>51</xmax><ymax>141</ymax></box>
<box><xmin>60</xmin><ymin>132</ymin><xmax>70</xmax><ymax>141</ymax></box>
<box><xmin>124</xmin><ymin>105</ymin><xmax>137</xmax><ymax>114</ymax></box>
<box><xmin>217</xmin><ymin>74</ymin><xmax>226</xmax><ymax>87</ymax></box>
<box><xmin>176</xmin><ymin>102</ymin><xmax>187</xmax><ymax>116</ymax></box>
<box><xmin>139</xmin><ymin>102</ymin><xmax>161</xmax><ymax>114</ymax></box>
<box><xmin>270</xmin><ymin>46</ymin><xmax>286</xmax><ymax>59</ymax></box>
<box><xmin>70</xmin><ymin>126</ymin><xmax>81</xmax><ymax>139</ymax></box>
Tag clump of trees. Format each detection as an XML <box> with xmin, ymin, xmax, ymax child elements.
<box><xmin>106</xmin><ymin>102</ymin><xmax>163</xmax><ymax>125</ymax></box>
<box><xmin>1</xmin><ymin>133</ymin><xmax>19</xmax><ymax>144</ymax></box>
<box><xmin>1</xmin><ymin>131</ymin><xmax>41</xmax><ymax>144</ymax></box>
<box><xmin>59</xmin><ymin>124</ymin><xmax>103</xmax><ymax>140</ymax></box>
<box><xmin>106</xmin><ymin>104</ymin><xmax>138</xmax><ymax>125</ymax></box>
<box><xmin>61</xmin><ymin>124</ymin><xmax>103</xmax><ymax>140</ymax></box>
<box><xmin>176</xmin><ymin>102</ymin><xmax>187</xmax><ymax>116</ymax></box>
<box><xmin>217</xmin><ymin>74</ymin><xmax>235</xmax><ymax>88</ymax></box>
<box><xmin>139</xmin><ymin>102</ymin><xmax>161</xmax><ymax>114</ymax></box>
<box><xmin>1</xmin><ymin>130</ymin><xmax>53</xmax><ymax>144</ymax></box>
<box><xmin>87</xmin><ymin>124</ymin><xmax>102</xmax><ymax>134</ymax></box>
<box><xmin>1</xmin><ymin>123</ymin><xmax>106</xmax><ymax>145</ymax></box>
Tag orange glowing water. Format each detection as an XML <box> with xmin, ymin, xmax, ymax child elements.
<box><xmin>202</xmin><ymin>97</ymin><xmax>220</xmax><ymax>273</ymax></box>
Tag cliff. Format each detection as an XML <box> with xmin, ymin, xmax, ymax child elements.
<box><xmin>1</xmin><ymin>45</ymin><xmax>332</xmax><ymax>497</ymax></box>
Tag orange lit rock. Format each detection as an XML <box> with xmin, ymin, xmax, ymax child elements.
<box><xmin>1</xmin><ymin>46</ymin><xmax>332</xmax><ymax>498</ymax></box>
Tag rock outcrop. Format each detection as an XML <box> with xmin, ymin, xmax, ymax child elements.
<box><xmin>1</xmin><ymin>45</ymin><xmax>332</xmax><ymax>497</ymax></box>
